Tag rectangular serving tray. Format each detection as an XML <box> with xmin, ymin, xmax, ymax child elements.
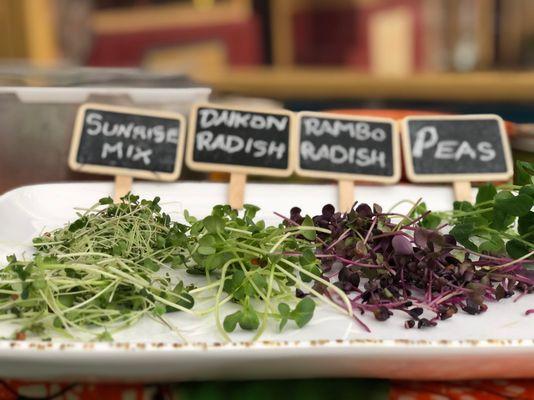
<box><xmin>0</xmin><ymin>182</ymin><xmax>532</xmax><ymax>381</ymax></box>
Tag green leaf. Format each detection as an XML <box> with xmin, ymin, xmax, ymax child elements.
<box><xmin>519</xmin><ymin>182</ymin><xmax>534</xmax><ymax>195</ymax></box>
<box><xmin>166</xmin><ymin>231</ymin><xmax>187</xmax><ymax>247</ymax></box>
<box><xmin>223</xmin><ymin>311</ymin><xmax>242</xmax><ymax>332</ymax></box>
<box><xmin>197</xmin><ymin>246</ymin><xmax>215</xmax><ymax>255</ymax></box>
<box><xmin>290</xmin><ymin>297</ymin><xmax>316</xmax><ymax>328</ymax></box>
<box><xmin>199</xmin><ymin>234</ymin><xmax>217</xmax><ymax>247</ymax></box>
<box><xmin>143</xmin><ymin>259</ymin><xmax>159</xmax><ymax>272</ymax></box>
<box><xmin>190</xmin><ymin>221</ymin><xmax>204</xmax><ymax>236</ymax></box>
<box><xmin>300</xmin><ymin>215</ymin><xmax>316</xmax><ymax>241</ymax></box>
<box><xmin>243</xmin><ymin>204</ymin><xmax>260</xmax><ymax>221</ymax></box>
<box><xmin>32</xmin><ymin>278</ymin><xmax>47</xmax><ymax>290</ymax></box>
<box><xmin>519</xmin><ymin>184</ymin><xmax>534</xmax><ymax>200</ymax></box>
<box><xmin>453</xmin><ymin>201</ymin><xmax>474</xmax><ymax>212</ymax></box>
<box><xmin>176</xmin><ymin>292</ymin><xmax>195</xmax><ymax>309</ymax></box>
<box><xmin>299</xmin><ymin>248</ymin><xmax>316</xmax><ymax>265</ymax></box>
<box><xmin>300</xmin><ymin>263</ymin><xmax>321</xmax><ymax>283</ymax></box>
<box><xmin>449</xmin><ymin>223</ymin><xmax>477</xmax><ymax>251</ymax></box>
<box><xmin>238</xmin><ymin>306</ymin><xmax>260</xmax><ymax>331</ymax></box>
<box><xmin>504</xmin><ymin>194</ymin><xmax>533</xmax><ymax>217</ymax></box>
<box><xmin>153</xmin><ymin>303</ymin><xmax>166</xmax><ymax>316</ymax></box>
<box><xmin>203</xmin><ymin>215</ymin><xmax>225</xmax><ymax>234</ymax></box>
<box><xmin>278</xmin><ymin>302</ymin><xmax>290</xmax><ymax>331</ymax></box>
<box><xmin>96</xmin><ymin>331</ymin><xmax>113</xmax><ymax>342</ymax></box>
<box><xmin>204</xmin><ymin>252</ymin><xmax>232</xmax><ymax>270</ymax></box>
<box><xmin>58</xmin><ymin>294</ymin><xmax>74</xmax><ymax>307</ymax></box>
<box><xmin>479</xmin><ymin>234</ymin><xmax>504</xmax><ymax>254</ymax></box>
<box><xmin>183</xmin><ymin>209</ymin><xmax>197</xmax><ymax>224</ymax></box>
<box><xmin>506</xmin><ymin>239</ymin><xmax>531</xmax><ymax>259</ymax></box>
<box><xmin>494</xmin><ymin>191</ymin><xmax>514</xmax><ymax>204</ymax></box>
<box><xmin>515</xmin><ymin>161</ymin><xmax>534</xmax><ymax>186</ymax></box>
<box><xmin>518</xmin><ymin>212</ymin><xmax>534</xmax><ymax>236</ymax></box>
<box><xmin>491</xmin><ymin>207</ymin><xmax>514</xmax><ymax>231</ymax></box>
<box><xmin>53</xmin><ymin>317</ymin><xmax>63</xmax><ymax>328</ymax></box>
<box><xmin>420</xmin><ymin>213</ymin><xmax>441</xmax><ymax>229</ymax></box>
<box><xmin>476</xmin><ymin>183</ymin><xmax>497</xmax><ymax>205</ymax></box>
<box><xmin>68</xmin><ymin>217</ymin><xmax>88</xmax><ymax>232</ymax></box>
<box><xmin>278</xmin><ymin>302</ymin><xmax>290</xmax><ymax>317</ymax></box>
<box><xmin>99</xmin><ymin>197</ymin><xmax>114</xmax><ymax>205</ymax></box>
<box><xmin>251</xmin><ymin>273</ymin><xmax>268</xmax><ymax>292</ymax></box>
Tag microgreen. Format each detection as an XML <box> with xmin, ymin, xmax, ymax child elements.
<box><xmin>0</xmin><ymin>194</ymin><xmax>194</xmax><ymax>341</ymax></box>
<box><xmin>1</xmin><ymin>161</ymin><xmax>532</xmax><ymax>341</ymax></box>
<box><xmin>435</xmin><ymin>161</ymin><xmax>534</xmax><ymax>260</ymax></box>
<box><xmin>286</xmin><ymin>163</ymin><xmax>534</xmax><ymax>329</ymax></box>
<box><xmin>181</xmin><ymin>202</ymin><xmax>344</xmax><ymax>340</ymax></box>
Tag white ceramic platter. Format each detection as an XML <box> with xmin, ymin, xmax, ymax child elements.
<box><xmin>0</xmin><ymin>182</ymin><xmax>532</xmax><ymax>381</ymax></box>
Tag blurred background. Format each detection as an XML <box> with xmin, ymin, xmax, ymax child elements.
<box><xmin>0</xmin><ymin>3</ymin><xmax>533</xmax><ymax>398</ymax></box>
<box><xmin>1</xmin><ymin>0</ymin><xmax>534</xmax><ymax>192</ymax></box>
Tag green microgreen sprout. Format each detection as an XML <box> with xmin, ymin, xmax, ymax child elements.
<box><xmin>411</xmin><ymin>161</ymin><xmax>534</xmax><ymax>260</ymax></box>
<box><xmin>0</xmin><ymin>194</ymin><xmax>194</xmax><ymax>341</ymax></box>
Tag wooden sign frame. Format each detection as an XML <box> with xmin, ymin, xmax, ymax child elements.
<box><xmin>68</xmin><ymin>103</ymin><xmax>187</xmax><ymax>181</ymax></box>
<box><xmin>294</xmin><ymin>111</ymin><xmax>402</xmax><ymax>184</ymax></box>
<box><xmin>401</xmin><ymin>114</ymin><xmax>514</xmax><ymax>183</ymax></box>
<box><xmin>186</xmin><ymin>103</ymin><xmax>295</xmax><ymax>178</ymax></box>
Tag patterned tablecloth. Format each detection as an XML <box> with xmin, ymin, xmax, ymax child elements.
<box><xmin>0</xmin><ymin>379</ymin><xmax>532</xmax><ymax>400</ymax></box>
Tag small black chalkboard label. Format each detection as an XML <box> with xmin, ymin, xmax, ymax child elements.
<box><xmin>296</xmin><ymin>112</ymin><xmax>401</xmax><ymax>183</ymax></box>
<box><xmin>186</xmin><ymin>104</ymin><xmax>294</xmax><ymax>176</ymax></box>
<box><xmin>401</xmin><ymin>115</ymin><xmax>513</xmax><ymax>182</ymax></box>
<box><xmin>69</xmin><ymin>103</ymin><xmax>186</xmax><ymax>181</ymax></box>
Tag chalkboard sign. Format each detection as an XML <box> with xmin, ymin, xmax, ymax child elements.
<box><xmin>296</xmin><ymin>112</ymin><xmax>401</xmax><ymax>183</ymax></box>
<box><xmin>186</xmin><ymin>104</ymin><xmax>294</xmax><ymax>177</ymax></box>
<box><xmin>401</xmin><ymin>115</ymin><xmax>513</xmax><ymax>182</ymax></box>
<box><xmin>68</xmin><ymin>103</ymin><xmax>186</xmax><ymax>181</ymax></box>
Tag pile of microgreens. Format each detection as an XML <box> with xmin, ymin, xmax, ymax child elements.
<box><xmin>0</xmin><ymin>161</ymin><xmax>531</xmax><ymax>341</ymax></box>
<box><xmin>287</xmin><ymin>161</ymin><xmax>533</xmax><ymax>329</ymax></box>
<box><xmin>0</xmin><ymin>195</ymin><xmax>195</xmax><ymax>341</ymax></box>
<box><xmin>0</xmin><ymin>195</ymin><xmax>351</xmax><ymax>341</ymax></box>
<box><xmin>179</xmin><ymin>204</ymin><xmax>351</xmax><ymax>341</ymax></box>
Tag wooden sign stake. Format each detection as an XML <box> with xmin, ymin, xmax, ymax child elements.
<box><xmin>453</xmin><ymin>181</ymin><xmax>473</xmax><ymax>203</ymax></box>
<box><xmin>401</xmin><ymin>115</ymin><xmax>514</xmax><ymax>205</ymax></box>
<box><xmin>338</xmin><ymin>179</ymin><xmax>355</xmax><ymax>213</ymax></box>
<box><xmin>186</xmin><ymin>104</ymin><xmax>295</xmax><ymax>209</ymax></box>
<box><xmin>114</xmin><ymin>175</ymin><xmax>133</xmax><ymax>203</ymax></box>
<box><xmin>228</xmin><ymin>173</ymin><xmax>247</xmax><ymax>209</ymax></box>
<box><xmin>69</xmin><ymin>103</ymin><xmax>187</xmax><ymax>204</ymax></box>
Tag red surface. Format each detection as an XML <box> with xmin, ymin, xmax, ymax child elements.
<box><xmin>348</xmin><ymin>0</ymin><xmax>425</xmax><ymax>71</ymax></box>
<box><xmin>1</xmin><ymin>379</ymin><xmax>533</xmax><ymax>399</ymax></box>
<box><xmin>88</xmin><ymin>17</ymin><xmax>263</xmax><ymax>66</ymax></box>
<box><xmin>293</xmin><ymin>8</ymin><xmax>359</xmax><ymax>65</ymax></box>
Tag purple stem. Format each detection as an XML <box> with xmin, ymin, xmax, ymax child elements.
<box><xmin>325</xmin><ymin>291</ymin><xmax>370</xmax><ymax>332</ymax></box>
<box><xmin>324</xmin><ymin>227</ymin><xmax>352</xmax><ymax>252</ymax></box>
<box><xmin>363</xmin><ymin>216</ymin><xmax>378</xmax><ymax>246</ymax></box>
<box><xmin>273</xmin><ymin>211</ymin><xmax>299</xmax><ymax>226</ymax></box>
<box><xmin>331</xmin><ymin>255</ymin><xmax>384</xmax><ymax>269</ymax></box>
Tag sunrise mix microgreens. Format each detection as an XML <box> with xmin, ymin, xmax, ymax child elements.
<box><xmin>0</xmin><ymin>195</ymin><xmax>195</xmax><ymax>340</ymax></box>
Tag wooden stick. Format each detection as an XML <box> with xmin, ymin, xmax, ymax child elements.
<box><xmin>453</xmin><ymin>181</ymin><xmax>473</xmax><ymax>202</ymax></box>
<box><xmin>228</xmin><ymin>173</ymin><xmax>247</xmax><ymax>209</ymax></box>
<box><xmin>114</xmin><ymin>175</ymin><xmax>133</xmax><ymax>203</ymax></box>
<box><xmin>338</xmin><ymin>179</ymin><xmax>355</xmax><ymax>212</ymax></box>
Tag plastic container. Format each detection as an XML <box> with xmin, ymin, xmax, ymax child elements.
<box><xmin>0</xmin><ymin>67</ymin><xmax>211</xmax><ymax>193</ymax></box>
